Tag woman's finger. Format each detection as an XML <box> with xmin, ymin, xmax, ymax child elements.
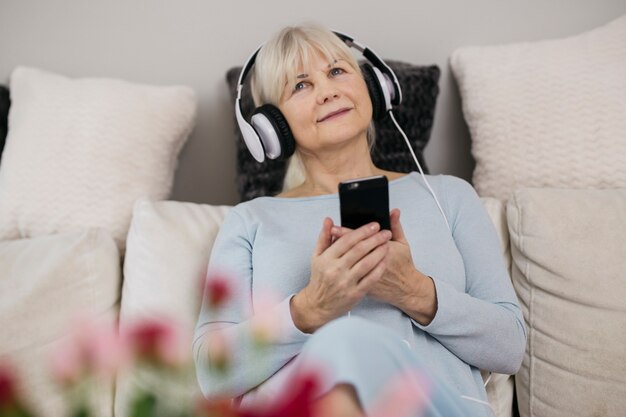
<box><xmin>340</xmin><ymin>229</ymin><xmax>391</xmax><ymax>269</ymax></box>
<box><xmin>349</xmin><ymin>240</ymin><xmax>389</xmax><ymax>282</ymax></box>
<box><xmin>313</xmin><ymin>217</ymin><xmax>334</xmax><ymax>256</ymax></box>
<box><xmin>390</xmin><ymin>209</ymin><xmax>407</xmax><ymax>243</ymax></box>
<box><xmin>354</xmin><ymin>252</ymin><xmax>387</xmax><ymax>294</ymax></box>
<box><xmin>325</xmin><ymin>222</ymin><xmax>381</xmax><ymax>258</ymax></box>
<box><xmin>330</xmin><ymin>225</ymin><xmax>351</xmax><ymax>239</ymax></box>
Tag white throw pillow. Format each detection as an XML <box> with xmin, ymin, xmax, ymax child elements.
<box><xmin>116</xmin><ymin>199</ymin><xmax>230</xmax><ymax>416</ymax></box>
<box><xmin>0</xmin><ymin>66</ymin><xmax>197</xmax><ymax>250</ymax></box>
<box><xmin>507</xmin><ymin>188</ymin><xmax>626</xmax><ymax>417</ymax></box>
<box><xmin>450</xmin><ymin>15</ymin><xmax>626</xmax><ymax>200</ymax></box>
<box><xmin>0</xmin><ymin>229</ymin><xmax>121</xmax><ymax>417</ymax></box>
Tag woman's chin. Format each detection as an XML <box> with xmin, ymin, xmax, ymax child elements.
<box><xmin>317</xmin><ymin>124</ymin><xmax>369</xmax><ymax>145</ymax></box>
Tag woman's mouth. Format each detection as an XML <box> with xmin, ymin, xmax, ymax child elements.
<box><xmin>317</xmin><ymin>108</ymin><xmax>352</xmax><ymax>123</ymax></box>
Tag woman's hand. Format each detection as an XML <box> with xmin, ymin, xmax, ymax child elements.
<box><xmin>330</xmin><ymin>209</ymin><xmax>438</xmax><ymax>325</ymax></box>
<box><xmin>290</xmin><ymin>217</ymin><xmax>391</xmax><ymax>333</ymax></box>
<box><xmin>374</xmin><ymin>209</ymin><xmax>437</xmax><ymax>325</ymax></box>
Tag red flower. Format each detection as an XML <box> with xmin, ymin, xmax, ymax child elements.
<box><xmin>239</xmin><ymin>370</ymin><xmax>320</xmax><ymax>417</ymax></box>
<box><xmin>0</xmin><ymin>364</ymin><xmax>33</xmax><ymax>416</ymax></box>
<box><xmin>204</xmin><ymin>273</ymin><xmax>233</xmax><ymax>310</ymax></box>
<box><xmin>194</xmin><ymin>370</ymin><xmax>321</xmax><ymax>417</ymax></box>
<box><xmin>125</xmin><ymin>318</ymin><xmax>187</xmax><ymax>368</ymax></box>
<box><xmin>0</xmin><ymin>365</ymin><xmax>18</xmax><ymax>408</ymax></box>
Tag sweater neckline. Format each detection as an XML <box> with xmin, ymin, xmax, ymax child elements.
<box><xmin>259</xmin><ymin>172</ymin><xmax>417</xmax><ymax>203</ymax></box>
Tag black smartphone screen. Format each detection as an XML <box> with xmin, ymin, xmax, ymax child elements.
<box><xmin>339</xmin><ymin>175</ymin><xmax>390</xmax><ymax>230</ymax></box>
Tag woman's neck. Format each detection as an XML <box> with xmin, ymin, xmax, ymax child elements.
<box><xmin>296</xmin><ymin>141</ymin><xmax>385</xmax><ymax>196</ymax></box>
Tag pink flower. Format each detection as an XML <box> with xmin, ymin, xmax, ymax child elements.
<box><xmin>50</xmin><ymin>316</ymin><xmax>127</xmax><ymax>386</ymax></box>
<box><xmin>195</xmin><ymin>396</ymin><xmax>239</xmax><ymax>417</ymax></box>
<box><xmin>50</xmin><ymin>341</ymin><xmax>84</xmax><ymax>386</ymax></box>
<box><xmin>203</xmin><ymin>272</ymin><xmax>233</xmax><ymax>310</ymax></box>
<box><xmin>369</xmin><ymin>370</ymin><xmax>431</xmax><ymax>417</ymax></box>
<box><xmin>206</xmin><ymin>330</ymin><xmax>232</xmax><ymax>375</ymax></box>
<box><xmin>250</xmin><ymin>293</ymin><xmax>282</xmax><ymax>347</ymax></box>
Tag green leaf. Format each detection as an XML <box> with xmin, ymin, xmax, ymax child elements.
<box><xmin>130</xmin><ymin>392</ymin><xmax>157</xmax><ymax>417</ymax></box>
<box><xmin>70</xmin><ymin>404</ymin><xmax>90</xmax><ymax>417</ymax></box>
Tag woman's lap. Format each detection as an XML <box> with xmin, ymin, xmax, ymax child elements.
<box><xmin>242</xmin><ymin>316</ymin><xmax>488</xmax><ymax>417</ymax></box>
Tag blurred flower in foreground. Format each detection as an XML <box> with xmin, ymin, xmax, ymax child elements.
<box><xmin>206</xmin><ymin>330</ymin><xmax>232</xmax><ymax>375</ymax></box>
<box><xmin>204</xmin><ymin>272</ymin><xmax>233</xmax><ymax>311</ymax></box>
<box><xmin>50</xmin><ymin>317</ymin><xmax>126</xmax><ymax>387</ymax></box>
<box><xmin>369</xmin><ymin>370</ymin><xmax>431</xmax><ymax>417</ymax></box>
<box><xmin>248</xmin><ymin>369</ymin><xmax>319</xmax><ymax>417</ymax></box>
<box><xmin>250</xmin><ymin>293</ymin><xmax>283</xmax><ymax>347</ymax></box>
<box><xmin>0</xmin><ymin>366</ymin><xmax>15</xmax><ymax>407</ymax></box>
<box><xmin>0</xmin><ymin>363</ymin><xmax>35</xmax><ymax>417</ymax></box>
<box><xmin>196</xmin><ymin>369</ymin><xmax>320</xmax><ymax>417</ymax></box>
<box><xmin>194</xmin><ymin>396</ymin><xmax>239</xmax><ymax>417</ymax></box>
<box><xmin>124</xmin><ymin>317</ymin><xmax>189</xmax><ymax>369</ymax></box>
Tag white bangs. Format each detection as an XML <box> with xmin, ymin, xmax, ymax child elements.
<box><xmin>251</xmin><ymin>24</ymin><xmax>361</xmax><ymax>106</ymax></box>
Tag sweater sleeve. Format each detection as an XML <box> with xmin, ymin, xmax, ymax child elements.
<box><xmin>192</xmin><ymin>209</ymin><xmax>310</xmax><ymax>399</ymax></box>
<box><xmin>412</xmin><ymin>176</ymin><xmax>527</xmax><ymax>375</ymax></box>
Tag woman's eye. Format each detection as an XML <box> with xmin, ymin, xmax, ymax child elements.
<box><xmin>293</xmin><ymin>81</ymin><xmax>308</xmax><ymax>92</ymax></box>
<box><xmin>330</xmin><ymin>67</ymin><xmax>345</xmax><ymax>76</ymax></box>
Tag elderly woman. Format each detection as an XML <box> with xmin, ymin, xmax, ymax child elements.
<box><xmin>194</xmin><ymin>24</ymin><xmax>526</xmax><ymax>417</ymax></box>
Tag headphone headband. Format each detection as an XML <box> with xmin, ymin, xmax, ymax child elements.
<box><xmin>236</xmin><ymin>31</ymin><xmax>402</xmax><ymax>105</ymax></box>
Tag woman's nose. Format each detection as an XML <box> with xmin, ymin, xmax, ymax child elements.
<box><xmin>317</xmin><ymin>80</ymin><xmax>339</xmax><ymax>104</ymax></box>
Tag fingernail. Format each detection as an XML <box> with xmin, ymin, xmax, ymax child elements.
<box><xmin>331</xmin><ymin>226</ymin><xmax>339</xmax><ymax>234</ymax></box>
<box><xmin>369</xmin><ymin>223</ymin><xmax>379</xmax><ymax>231</ymax></box>
<box><xmin>384</xmin><ymin>230</ymin><xmax>392</xmax><ymax>239</ymax></box>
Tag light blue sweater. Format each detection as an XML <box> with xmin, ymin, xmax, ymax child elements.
<box><xmin>193</xmin><ymin>173</ymin><xmax>526</xmax><ymax>404</ymax></box>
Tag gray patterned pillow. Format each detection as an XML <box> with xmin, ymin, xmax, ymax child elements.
<box><xmin>226</xmin><ymin>61</ymin><xmax>440</xmax><ymax>201</ymax></box>
<box><xmin>0</xmin><ymin>85</ymin><xmax>9</xmax><ymax>163</ymax></box>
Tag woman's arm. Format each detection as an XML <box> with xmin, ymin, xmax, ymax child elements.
<box><xmin>192</xmin><ymin>209</ymin><xmax>310</xmax><ymax>399</ymax></box>
<box><xmin>410</xmin><ymin>176</ymin><xmax>527</xmax><ymax>375</ymax></box>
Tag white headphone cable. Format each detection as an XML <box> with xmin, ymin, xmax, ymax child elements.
<box><xmin>483</xmin><ymin>372</ymin><xmax>493</xmax><ymax>387</ymax></box>
<box><xmin>460</xmin><ymin>395</ymin><xmax>496</xmax><ymax>416</ymax></box>
<box><xmin>387</xmin><ymin>110</ymin><xmax>451</xmax><ymax>232</ymax></box>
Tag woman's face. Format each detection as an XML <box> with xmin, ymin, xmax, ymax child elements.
<box><xmin>278</xmin><ymin>49</ymin><xmax>373</xmax><ymax>155</ymax></box>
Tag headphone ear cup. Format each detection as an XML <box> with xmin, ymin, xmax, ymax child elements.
<box><xmin>251</xmin><ymin>104</ymin><xmax>296</xmax><ymax>160</ymax></box>
<box><xmin>360</xmin><ymin>63</ymin><xmax>387</xmax><ymax>121</ymax></box>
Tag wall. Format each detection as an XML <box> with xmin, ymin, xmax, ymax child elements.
<box><xmin>1</xmin><ymin>0</ymin><xmax>624</xmax><ymax>205</ymax></box>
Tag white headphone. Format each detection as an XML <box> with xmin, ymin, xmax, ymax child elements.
<box><xmin>234</xmin><ymin>31</ymin><xmax>403</xmax><ymax>163</ymax></box>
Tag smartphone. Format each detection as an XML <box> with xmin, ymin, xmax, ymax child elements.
<box><xmin>339</xmin><ymin>175</ymin><xmax>390</xmax><ymax>230</ymax></box>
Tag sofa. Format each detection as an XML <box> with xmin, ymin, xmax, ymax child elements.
<box><xmin>1</xmin><ymin>14</ymin><xmax>626</xmax><ymax>417</ymax></box>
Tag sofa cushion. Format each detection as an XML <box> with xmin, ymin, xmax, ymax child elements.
<box><xmin>0</xmin><ymin>66</ymin><xmax>197</xmax><ymax>250</ymax></box>
<box><xmin>116</xmin><ymin>199</ymin><xmax>230</xmax><ymax>415</ymax></box>
<box><xmin>507</xmin><ymin>188</ymin><xmax>626</xmax><ymax>417</ymax></box>
<box><xmin>450</xmin><ymin>15</ymin><xmax>626</xmax><ymax>200</ymax></box>
<box><xmin>0</xmin><ymin>228</ymin><xmax>121</xmax><ymax>417</ymax></box>
<box><xmin>226</xmin><ymin>61</ymin><xmax>440</xmax><ymax>201</ymax></box>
